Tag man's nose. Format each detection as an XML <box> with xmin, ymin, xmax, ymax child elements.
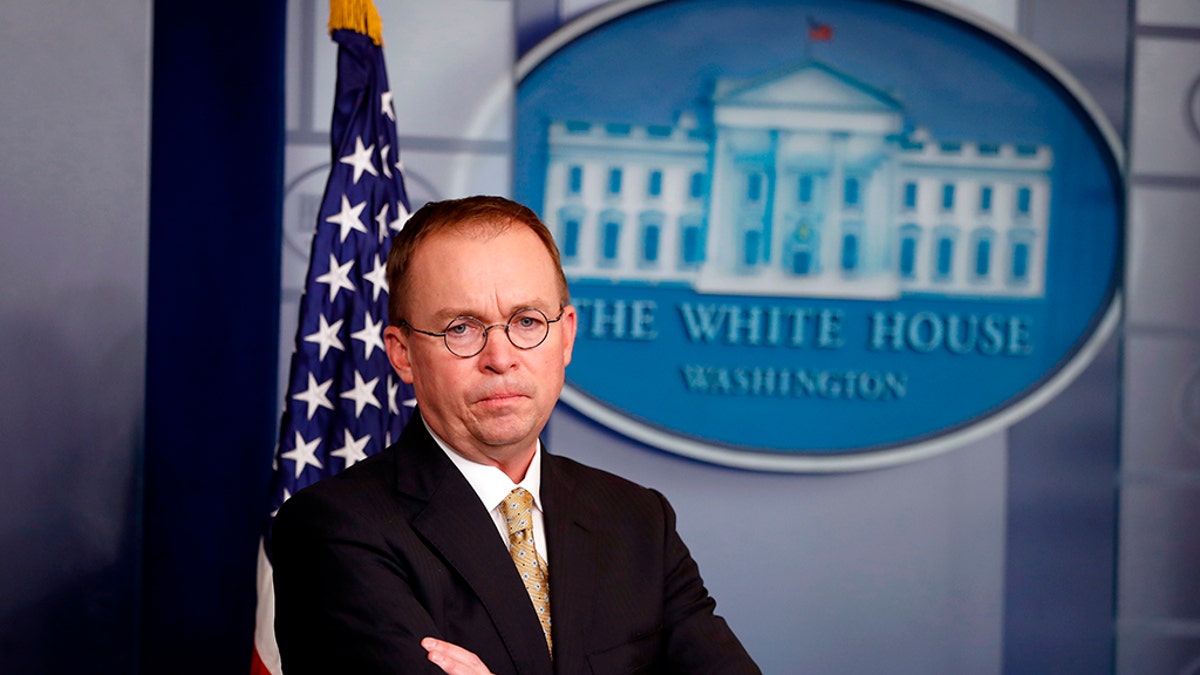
<box><xmin>477</xmin><ymin>324</ymin><xmax>519</xmax><ymax>370</ymax></box>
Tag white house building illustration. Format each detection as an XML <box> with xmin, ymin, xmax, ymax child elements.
<box><xmin>541</xmin><ymin>61</ymin><xmax>1052</xmax><ymax>299</ymax></box>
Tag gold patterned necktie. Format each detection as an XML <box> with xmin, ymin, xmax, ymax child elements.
<box><xmin>499</xmin><ymin>488</ymin><xmax>552</xmax><ymax>656</ymax></box>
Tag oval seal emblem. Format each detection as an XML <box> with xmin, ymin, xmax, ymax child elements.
<box><xmin>514</xmin><ymin>0</ymin><xmax>1123</xmax><ymax>471</ymax></box>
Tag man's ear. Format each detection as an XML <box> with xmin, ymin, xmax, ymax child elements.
<box><xmin>384</xmin><ymin>325</ymin><xmax>415</xmax><ymax>384</ymax></box>
<box><xmin>559</xmin><ymin>304</ymin><xmax>578</xmax><ymax>367</ymax></box>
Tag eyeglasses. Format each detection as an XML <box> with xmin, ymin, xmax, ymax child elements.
<box><xmin>400</xmin><ymin>307</ymin><xmax>565</xmax><ymax>358</ymax></box>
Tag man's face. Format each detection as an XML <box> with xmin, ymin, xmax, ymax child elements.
<box><xmin>384</xmin><ymin>224</ymin><xmax>576</xmax><ymax>473</ymax></box>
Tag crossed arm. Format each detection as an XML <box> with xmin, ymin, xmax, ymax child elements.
<box><xmin>271</xmin><ymin>491</ymin><xmax>500</xmax><ymax>674</ymax></box>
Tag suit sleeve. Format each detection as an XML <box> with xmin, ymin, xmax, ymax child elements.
<box><xmin>654</xmin><ymin>489</ymin><xmax>762</xmax><ymax>675</ymax></box>
<box><xmin>271</xmin><ymin>489</ymin><xmax>445</xmax><ymax>675</ymax></box>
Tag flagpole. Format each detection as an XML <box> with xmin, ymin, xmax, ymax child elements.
<box><xmin>804</xmin><ymin>15</ymin><xmax>813</xmax><ymax>61</ymax></box>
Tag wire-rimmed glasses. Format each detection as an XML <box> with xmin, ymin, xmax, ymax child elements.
<box><xmin>400</xmin><ymin>307</ymin><xmax>565</xmax><ymax>358</ymax></box>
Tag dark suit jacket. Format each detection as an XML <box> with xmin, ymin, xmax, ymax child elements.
<box><xmin>272</xmin><ymin>411</ymin><xmax>759</xmax><ymax>674</ymax></box>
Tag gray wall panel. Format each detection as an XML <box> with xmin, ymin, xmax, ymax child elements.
<box><xmin>0</xmin><ymin>0</ymin><xmax>151</xmax><ymax>670</ymax></box>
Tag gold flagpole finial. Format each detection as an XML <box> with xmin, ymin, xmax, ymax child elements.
<box><xmin>328</xmin><ymin>0</ymin><xmax>384</xmax><ymax>46</ymax></box>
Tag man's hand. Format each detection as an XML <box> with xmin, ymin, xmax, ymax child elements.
<box><xmin>421</xmin><ymin>637</ymin><xmax>495</xmax><ymax>675</ymax></box>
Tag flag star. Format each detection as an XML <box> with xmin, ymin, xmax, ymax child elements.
<box><xmin>375</xmin><ymin>202</ymin><xmax>390</xmax><ymax>244</ymax></box>
<box><xmin>303</xmin><ymin>314</ymin><xmax>345</xmax><ymax>360</ymax></box>
<box><xmin>281</xmin><ymin>431</ymin><xmax>323</xmax><ymax>479</ymax></box>
<box><xmin>387</xmin><ymin>376</ymin><xmax>400</xmax><ymax>415</ymax></box>
<box><xmin>338</xmin><ymin>135</ymin><xmax>378</xmax><ymax>184</ymax></box>
<box><xmin>352</xmin><ymin>312</ymin><xmax>386</xmax><ymax>359</ymax></box>
<box><xmin>381</xmin><ymin>91</ymin><xmax>395</xmax><ymax>121</ymax></box>
<box><xmin>390</xmin><ymin>201</ymin><xmax>411</xmax><ymax>233</ymax></box>
<box><xmin>330</xmin><ymin>429</ymin><xmax>371</xmax><ymax>468</ymax></box>
<box><xmin>326</xmin><ymin>194</ymin><xmax>368</xmax><ymax>242</ymax></box>
<box><xmin>380</xmin><ymin>144</ymin><xmax>392</xmax><ymax>179</ymax></box>
<box><xmin>292</xmin><ymin>372</ymin><xmax>334</xmax><ymax>420</ymax></box>
<box><xmin>363</xmin><ymin>254</ymin><xmax>388</xmax><ymax>301</ymax></box>
<box><xmin>315</xmin><ymin>253</ymin><xmax>356</xmax><ymax>302</ymax></box>
<box><xmin>341</xmin><ymin>370</ymin><xmax>382</xmax><ymax>417</ymax></box>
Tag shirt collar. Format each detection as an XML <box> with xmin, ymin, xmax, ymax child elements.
<box><xmin>424</xmin><ymin>417</ymin><xmax>543</xmax><ymax>513</ymax></box>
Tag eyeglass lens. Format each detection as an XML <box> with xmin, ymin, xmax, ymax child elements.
<box><xmin>443</xmin><ymin>308</ymin><xmax>553</xmax><ymax>357</ymax></box>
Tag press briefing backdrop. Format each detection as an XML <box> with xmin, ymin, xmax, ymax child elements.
<box><xmin>2</xmin><ymin>0</ymin><xmax>1199</xmax><ymax>673</ymax></box>
<box><xmin>274</xmin><ymin>1</ymin><xmax>1187</xmax><ymax>673</ymax></box>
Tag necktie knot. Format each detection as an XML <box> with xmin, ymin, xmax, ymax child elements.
<box><xmin>500</xmin><ymin>487</ymin><xmax>536</xmax><ymax>539</ymax></box>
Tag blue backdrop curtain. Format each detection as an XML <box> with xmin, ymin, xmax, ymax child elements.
<box><xmin>144</xmin><ymin>1</ymin><xmax>286</xmax><ymax>672</ymax></box>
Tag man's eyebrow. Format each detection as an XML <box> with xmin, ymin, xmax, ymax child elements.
<box><xmin>428</xmin><ymin>307</ymin><xmax>476</xmax><ymax>325</ymax></box>
<box><xmin>503</xmin><ymin>300</ymin><xmax>557</xmax><ymax>315</ymax></box>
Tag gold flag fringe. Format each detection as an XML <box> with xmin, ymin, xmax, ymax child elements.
<box><xmin>328</xmin><ymin>0</ymin><xmax>384</xmax><ymax>46</ymax></box>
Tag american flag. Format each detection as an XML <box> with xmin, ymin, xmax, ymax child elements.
<box><xmin>252</xmin><ymin>5</ymin><xmax>415</xmax><ymax>673</ymax></box>
<box><xmin>807</xmin><ymin>17</ymin><xmax>833</xmax><ymax>42</ymax></box>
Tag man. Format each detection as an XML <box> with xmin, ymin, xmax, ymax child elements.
<box><xmin>272</xmin><ymin>196</ymin><xmax>759</xmax><ymax>674</ymax></box>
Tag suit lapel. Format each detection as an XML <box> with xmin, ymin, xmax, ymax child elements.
<box><xmin>393</xmin><ymin>415</ymin><xmax>553</xmax><ymax>675</ymax></box>
<box><xmin>541</xmin><ymin>453</ymin><xmax>599</xmax><ymax>674</ymax></box>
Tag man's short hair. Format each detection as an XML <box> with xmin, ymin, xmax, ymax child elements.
<box><xmin>386</xmin><ymin>195</ymin><xmax>570</xmax><ymax>326</ymax></box>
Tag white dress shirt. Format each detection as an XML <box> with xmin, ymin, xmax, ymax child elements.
<box><xmin>425</xmin><ymin>419</ymin><xmax>549</xmax><ymax>567</ymax></box>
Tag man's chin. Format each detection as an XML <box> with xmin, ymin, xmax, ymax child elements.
<box><xmin>472</xmin><ymin>419</ymin><xmax>538</xmax><ymax>451</ymax></box>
